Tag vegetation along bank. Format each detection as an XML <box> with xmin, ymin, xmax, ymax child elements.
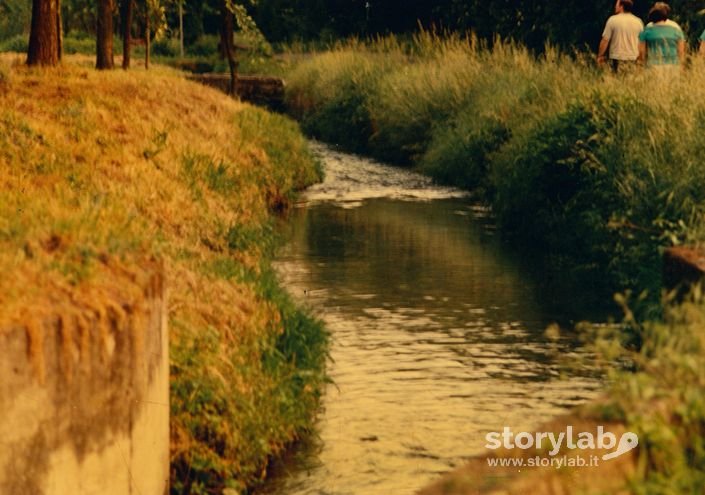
<box><xmin>0</xmin><ymin>55</ymin><xmax>327</xmax><ymax>494</ymax></box>
<box><xmin>285</xmin><ymin>33</ymin><xmax>705</xmax><ymax>301</ymax></box>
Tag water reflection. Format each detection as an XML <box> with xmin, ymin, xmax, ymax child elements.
<box><xmin>262</xmin><ymin>145</ymin><xmax>601</xmax><ymax>495</ymax></box>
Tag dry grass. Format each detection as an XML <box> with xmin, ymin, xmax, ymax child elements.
<box><xmin>0</xmin><ymin>54</ymin><xmax>324</xmax><ymax>492</ymax></box>
<box><xmin>1</xmin><ymin>57</ymin><xmax>255</xmax><ymax>340</ymax></box>
<box><xmin>0</xmin><ymin>53</ymin><xmax>309</xmax><ymax>334</ymax></box>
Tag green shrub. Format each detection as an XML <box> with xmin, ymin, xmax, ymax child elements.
<box><xmin>0</xmin><ymin>34</ymin><xmax>124</xmax><ymax>55</ymax></box>
<box><xmin>153</xmin><ymin>37</ymin><xmax>180</xmax><ymax>57</ymax></box>
<box><xmin>234</xmin><ymin>105</ymin><xmax>324</xmax><ymax>195</ymax></box>
<box><xmin>368</xmin><ymin>49</ymin><xmax>483</xmax><ymax>164</ymax></box>
<box><xmin>489</xmin><ymin>87</ymin><xmax>705</xmax><ymax>293</ymax></box>
<box><xmin>0</xmin><ymin>34</ymin><xmax>27</xmax><ymax>52</ymax></box>
<box><xmin>63</xmin><ymin>36</ymin><xmax>95</xmax><ymax>55</ymax></box>
<box><xmin>587</xmin><ymin>290</ymin><xmax>705</xmax><ymax>493</ymax></box>
<box><xmin>187</xmin><ymin>35</ymin><xmax>219</xmax><ymax>57</ymax></box>
<box><xmin>301</xmin><ymin>80</ymin><xmax>373</xmax><ymax>153</ymax></box>
<box><xmin>286</xmin><ymin>47</ymin><xmax>408</xmax><ymax>154</ymax></box>
<box><xmin>166</xmin><ymin>58</ymin><xmax>215</xmax><ymax>73</ymax></box>
<box><xmin>420</xmin><ymin>112</ymin><xmax>509</xmax><ymax>191</ymax></box>
<box><xmin>0</xmin><ymin>0</ymin><xmax>31</xmax><ymax>40</ymax></box>
<box><xmin>170</xmin><ymin>270</ymin><xmax>327</xmax><ymax>495</ymax></box>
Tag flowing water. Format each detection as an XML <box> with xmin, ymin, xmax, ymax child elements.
<box><xmin>263</xmin><ymin>143</ymin><xmax>602</xmax><ymax>495</ymax></box>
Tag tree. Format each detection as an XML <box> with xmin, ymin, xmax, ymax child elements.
<box><xmin>668</xmin><ymin>0</ymin><xmax>705</xmax><ymax>44</ymax></box>
<box><xmin>27</xmin><ymin>0</ymin><xmax>61</xmax><ymax>66</ymax></box>
<box><xmin>56</xmin><ymin>0</ymin><xmax>62</xmax><ymax>60</ymax></box>
<box><xmin>220</xmin><ymin>0</ymin><xmax>237</xmax><ymax>94</ymax></box>
<box><xmin>96</xmin><ymin>0</ymin><xmax>114</xmax><ymax>68</ymax></box>
<box><xmin>58</xmin><ymin>0</ymin><xmax>96</xmax><ymax>35</ymax></box>
<box><xmin>121</xmin><ymin>0</ymin><xmax>134</xmax><ymax>68</ymax></box>
<box><xmin>220</xmin><ymin>0</ymin><xmax>267</xmax><ymax>95</ymax></box>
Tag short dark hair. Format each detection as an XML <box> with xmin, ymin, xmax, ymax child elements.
<box><xmin>620</xmin><ymin>0</ymin><xmax>634</xmax><ymax>12</ymax></box>
<box><xmin>649</xmin><ymin>2</ymin><xmax>671</xmax><ymax>22</ymax></box>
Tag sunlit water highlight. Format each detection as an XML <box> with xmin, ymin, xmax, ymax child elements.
<box><xmin>261</xmin><ymin>143</ymin><xmax>601</xmax><ymax>495</ymax></box>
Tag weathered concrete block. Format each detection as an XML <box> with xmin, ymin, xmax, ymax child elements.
<box><xmin>0</xmin><ymin>266</ymin><xmax>169</xmax><ymax>495</ymax></box>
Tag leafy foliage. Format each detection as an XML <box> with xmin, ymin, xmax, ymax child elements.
<box><xmin>251</xmin><ymin>0</ymin><xmax>705</xmax><ymax>51</ymax></box>
<box><xmin>5</xmin><ymin>0</ymin><xmax>705</xmax><ymax>58</ymax></box>
<box><xmin>587</xmin><ymin>289</ymin><xmax>705</xmax><ymax>493</ymax></box>
<box><xmin>0</xmin><ymin>0</ymin><xmax>31</xmax><ymax>39</ymax></box>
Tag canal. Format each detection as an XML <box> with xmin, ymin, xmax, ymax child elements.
<box><xmin>263</xmin><ymin>143</ymin><xmax>602</xmax><ymax>495</ymax></box>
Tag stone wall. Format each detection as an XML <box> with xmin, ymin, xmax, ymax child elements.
<box><xmin>187</xmin><ymin>74</ymin><xmax>286</xmax><ymax>110</ymax></box>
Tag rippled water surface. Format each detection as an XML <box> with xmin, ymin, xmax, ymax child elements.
<box><xmin>262</xmin><ymin>143</ymin><xmax>601</xmax><ymax>495</ymax></box>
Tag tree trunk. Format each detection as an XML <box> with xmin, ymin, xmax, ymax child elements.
<box><xmin>220</xmin><ymin>3</ymin><xmax>238</xmax><ymax>95</ymax></box>
<box><xmin>121</xmin><ymin>0</ymin><xmax>133</xmax><ymax>69</ymax></box>
<box><xmin>27</xmin><ymin>0</ymin><xmax>59</xmax><ymax>66</ymax></box>
<box><xmin>179</xmin><ymin>0</ymin><xmax>184</xmax><ymax>58</ymax></box>
<box><xmin>96</xmin><ymin>0</ymin><xmax>114</xmax><ymax>69</ymax></box>
<box><xmin>56</xmin><ymin>0</ymin><xmax>63</xmax><ymax>61</ymax></box>
<box><xmin>145</xmin><ymin>7</ymin><xmax>150</xmax><ymax>70</ymax></box>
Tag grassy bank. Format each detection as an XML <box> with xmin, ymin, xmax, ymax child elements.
<box><xmin>285</xmin><ymin>33</ymin><xmax>705</xmax><ymax>299</ymax></box>
<box><xmin>0</xmin><ymin>54</ymin><xmax>326</xmax><ymax>494</ymax></box>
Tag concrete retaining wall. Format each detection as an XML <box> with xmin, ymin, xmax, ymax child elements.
<box><xmin>0</xmin><ymin>266</ymin><xmax>169</xmax><ymax>495</ymax></box>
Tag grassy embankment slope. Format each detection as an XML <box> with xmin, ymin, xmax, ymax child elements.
<box><xmin>284</xmin><ymin>34</ymin><xmax>705</xmax><ymax>493</ymax></box>
<box><xmin>0</xmin><ymin>54</ymin><xmax>326</xmax><ymax>494</ymax></box>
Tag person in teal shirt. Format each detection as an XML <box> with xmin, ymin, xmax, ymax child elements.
<box><xmin>638</xmin><ymin>2</ymin><xmax>685</xmax><ymax>66</ymax></box>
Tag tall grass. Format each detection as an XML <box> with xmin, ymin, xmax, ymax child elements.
<box><xmin>285</xmin><ymin>32</ymin><xmax>705</xmax><ymax>297</ymax></box>
<box><xmin>287</xmin><ymin>45</ymin><xmax>406</xmax><ymax>152</ymax></box>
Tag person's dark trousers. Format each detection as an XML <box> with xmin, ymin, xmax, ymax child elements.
<box><xmin>610</xmin><ymin>59</ymin><xmax>638</xmax><ymax>74</ymax></box>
